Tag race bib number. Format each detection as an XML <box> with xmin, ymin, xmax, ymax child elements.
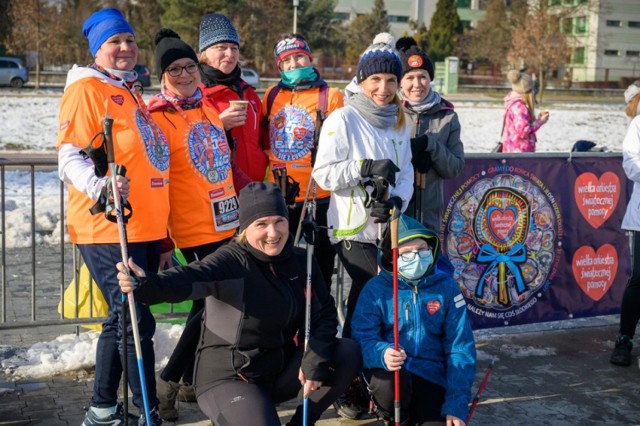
<box><xmin>211</xmin><ymin>194</ymin><xmax>240</xmax><ymax>232</ymax></box>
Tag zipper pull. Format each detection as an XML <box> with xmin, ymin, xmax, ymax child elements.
<box><xmin>405</xmin><ymin>302</ymin><xmax>410</xmax><ymax>321</ymax></box>
<box><xmin>413</xmin><ymin>285</ymin><xmax>418</xmax><ymax>304</ymax></box>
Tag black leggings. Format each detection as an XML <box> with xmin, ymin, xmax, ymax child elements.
<box><xmin>619</xmin><ymin>231</ymin><xmax>640</xmax><ymax>338</ymax></box>
<box><xmin>363</xmin><ymin>368</ymin><xmax>445</xmax><ymax>425</ymax></box>
<box><xmin>197</xmin><ymin>338</ymin><xmax>361</xmax><ymax>426</ymax></box>
<box><xmin>334</xmin><ymin>240</ymin><xmax>378</xmax><ymax>338</ymax></box>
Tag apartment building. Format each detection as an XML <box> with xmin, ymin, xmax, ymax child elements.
<box><xmin>334</xmin><ymin>0</ymin><xmax>640</xmax><ymax>82</ymax></box>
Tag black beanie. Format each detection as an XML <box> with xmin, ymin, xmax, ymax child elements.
<box><xmin>238</xmin><ymin>182</ymin><xmax>289</xmax><ymax>232</ymax></box>
<box><xmin>154</xmin><ymin>28</ymin><xmax>198</xmax><ymax>82</ymax></box>
<box><xmin>396</xmin><ymin>36</ymin><xmax>434</xmax><ymax>81</ymax></box>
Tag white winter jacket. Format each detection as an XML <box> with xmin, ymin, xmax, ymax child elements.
<box><xmin>312</xmin><ymin>105</ymin><xmax>413</xmax><ymax>244</ymax></box>
<box><xmin>622</xmin><ymin>116</ymin><xmax>640</xmax><ymax>231</ymax></box>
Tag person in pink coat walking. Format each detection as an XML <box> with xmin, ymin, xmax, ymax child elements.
<box><xmin>501</xmin><ymin>69</ymin><xmax>549</xmax><ymax>153</ymax></box>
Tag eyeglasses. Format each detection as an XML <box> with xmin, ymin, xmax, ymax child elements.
<box><xmin>166</xmin><ymin>63</ymin><xmax>199</xmax><ymax>77</ymax></box>
<box><xmin>399</xmin><ymin>249</ymin><xmax>432</xmax><ymax>262</ymax></box>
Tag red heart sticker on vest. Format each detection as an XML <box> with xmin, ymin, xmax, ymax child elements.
<box><xmin>426</xmin><ymin>300</ymin><xmax>441</xmax><ymax>315</ymax></box>
<box><xmin>111</xmin><ymin>95</ymin><xmax>124</xmax><ymax>105</ymax></box>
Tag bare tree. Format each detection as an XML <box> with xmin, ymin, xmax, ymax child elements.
<box><xmin>457</xmin><ymin>0</ymin><xmax>512</xmax><ymax>70</ymax></box>
<box><xmin>6</xmin><ymin>0</ymin><xmax>71</xmax><ymax>88</ymax></box>
<box><xmin>509</xmin><ymin>1</ymin><xmax>571</xmax><ymax>102</ymax></box>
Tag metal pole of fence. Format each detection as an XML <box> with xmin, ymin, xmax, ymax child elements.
<box><xmin>59</xmin><ymin>178</ymin><xmax>66</xmax><ymax>322</ymax></box>
<box><xmin>30</xmin><ymin>165</ymin><xmax>37</xmax><ymax>321</ymax></box>
<box><xmin>1</xmin><ymin>165</ymin><xmax>5</xmax><ymax>324</ymax></box>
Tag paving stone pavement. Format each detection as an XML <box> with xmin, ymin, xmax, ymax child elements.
<box><xmin>2</xmin><ymin>316</ymin><xmax>640</xmax><ymax>425</ymax></box>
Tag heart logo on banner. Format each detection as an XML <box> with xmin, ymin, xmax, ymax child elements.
<box><xmin>574</xmin><ymin>172</ymin><xmax>620</xmax><ymax>229</ymax></box>
<box><xmin>487</xmin><ymin>206</ymin><xmax>517</xmax><ymax>242</ymax></box>
<box><xmin>571</xmin><ymin>244</ymin><xmax>618</xmax><ymax>301</ymax></box>
<box><xmin>293</xmin><ymin>127</ymin><xmax>308</xmax><ymax>141</ymax></box>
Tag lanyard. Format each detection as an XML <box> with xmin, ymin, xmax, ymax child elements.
<box><xmin>170</xmin><ymin>101</ymin><xmax>220</xmax><ymax>183</ymax></box>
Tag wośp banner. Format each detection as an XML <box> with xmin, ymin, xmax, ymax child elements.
<box><xmin>441</xmin><ymin>154</ymin><xmax>631</xmax><ymax>329</ymax></box>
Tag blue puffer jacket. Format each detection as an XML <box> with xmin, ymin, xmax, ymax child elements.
<box><xmin>351</xmin><ymin>215</ymin><xmax>476</xmax><ymax>421</ymax></box>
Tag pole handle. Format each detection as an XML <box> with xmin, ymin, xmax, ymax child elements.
<box><xmin>104</xmin><ymin>113</ymin><xmax>115</xmax><ymax>163</ymax></box>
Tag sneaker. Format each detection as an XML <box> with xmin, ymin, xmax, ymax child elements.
<box><xmin>177</xmin><ymin>383</ymin><xmax>196</xmax><ymax>403</ymax></box>
<box><xmin>82</xmin><ymin>402</ymin><xmax>138</xmax><ymax>426</ymax></box>
<box><xmin>155</xmin><ymin>376</ymin><xmax>179</xmax><ymax>421</ymax></box>
<box><xmin>138</xmin><ymin>407</ymin><xmax>162</xmax><ymax>426</ymax></box>
<box><xmin>610</xmin><ymin>335</ymin><xmax>633</xmax><ymax>366</ymax></box>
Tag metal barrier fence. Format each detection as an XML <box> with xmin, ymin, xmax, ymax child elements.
<box><xmin>0</xmin><ymin>155</ymin><xmax>348</xmax><ymax>332</ymax></box>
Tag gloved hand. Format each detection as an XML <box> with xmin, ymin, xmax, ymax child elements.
<box><xmin>410</xmin><ymin>134</ymin><xmax>429</xmax><ymax>157</ymax></box>
<box><xmin>370</xmin><ymin>196</ymin><xmax>402</xmax><ymax>224</ymax></box>
<box><xmin>412</xmin><ymin>151</ymin><xmax>432</xmax><ymax>173</ymax></box>
<box><xmin>360</xmin><ymin>159</ymin><xmax>400</xmax><ymax>187</ymax></box>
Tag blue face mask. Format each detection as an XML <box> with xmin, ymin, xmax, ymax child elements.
<box><xmin>279</xmin><ymin>66</ymin><xmax>317</xmax><ymax>86</ymax></box>
<box><xmin>398</xmin><ymin>249</ymin><xmax>433</xmax><ymax>281</ymax></box>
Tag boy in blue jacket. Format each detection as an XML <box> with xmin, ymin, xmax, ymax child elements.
<box><xmin>351</xmin><ymin>214</ymin><xmax>476</xmax><ymax>426</ymax></box>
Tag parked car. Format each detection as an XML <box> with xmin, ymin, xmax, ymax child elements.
<box><xmin>133</xmin><ymin>64</ymin><xmax>151</xmax><ymax>93</ymax></box>
<box><xmin>0</xmin><ymin>57</ymin><xmax>29</xmax><ymax>88</ymax></box>
<box><xmin>241</xmin><ymin>67</ymin><xmax>260</xmax><ymax>87</ymax></box>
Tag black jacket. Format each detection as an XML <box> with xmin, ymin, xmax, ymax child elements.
<box><xmin>134</xmin><ymin>237</ymin><xmax>338</xmax><ymax>396</ymax></box>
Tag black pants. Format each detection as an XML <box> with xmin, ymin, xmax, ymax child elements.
<box><xmin>334</xmin><ymin>240</ymin><xmax>378</xmax><ymax>338</ymax></box>
<box><xmin>620</xmin><ymin>231</ymin><xmax>640</xmax><ymax>338</ymax></box>
<box><xmin>197</xmin><ymin>338</ymin><xmax>361</xmax><ymax>426</ymax></box>
<box><xmin>363</xmin><ymin>368</ymin><xmax>446</xmax><ymax>425</ymax></box>
<box><xmin>289</xmin><ymin>199</ymin><xmax>336</xmax><ymax>291</ymax></box>
<box><xmin>161</xmin><ymin>240</ymin><xmax>228</xmax><ymax>384</ymax></box>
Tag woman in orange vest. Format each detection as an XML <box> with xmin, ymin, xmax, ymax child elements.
<box><xmin>147</xmin><ymin>28</ymin><xmax>250</xmax><ymax>421</ymax></box>
<box><xmin>262</xmin><ymin>33</ymin><xmax>344</xmax><ymax>289</ymax></box>
<box><xmin>56</xmin><ymin>8</ymin><xmax>166</xmax><ymax>425</ymax></box>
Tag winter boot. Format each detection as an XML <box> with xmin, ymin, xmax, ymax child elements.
<box><xmin>610</xmin><ymin>334</ymin><xmax>633</xmax><ymax>366</ymax></box>
<box><xmin>138</xmin><ymin>406</ymin><xmax>163</xmax><ymax>426</ymax></box>
<box><xmin>155</xmin><ymin>375</ymin><xmax>180</xmax><ymax>421</ymax></box>
<box><xmin>177</xmin><ymin>383</ymin><xmax>196</xmax><ymax>403</ymax></box>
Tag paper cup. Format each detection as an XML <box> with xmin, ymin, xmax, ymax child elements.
<box><xmin>229</xmin><ymin>100</ymin><xmax>249</xmax><ymax>111</ymax></box>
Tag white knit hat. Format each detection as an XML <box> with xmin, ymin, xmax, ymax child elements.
<box><xmin>624</xmin><ymin>81</ymin><xmax>640</xmax><ymax>104</ymax></box>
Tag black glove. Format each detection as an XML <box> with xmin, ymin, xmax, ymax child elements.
<box><xmin>412</xmin><ymin>151</ymin><xmax>432</xmax><ymax>173</ymax></box>
<box><xmin>410</xmin><ymin>134</ymin><xmax>429</xmax><ymax>157</ymax></box>
<box><xmin>370</xmin><ymin>196</ymin><xmax>402</xmax><ymax>224</ymax></box>
<box><xmin>360</xmin><ymin>159</ymin><xmax>400</xmax><ymax>187</ymax></box>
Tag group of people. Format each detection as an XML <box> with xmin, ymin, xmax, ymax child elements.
<box><xmin>56</xmin><ymin>6</ymin><xmax>490</xmax><ymax>426</ymax></box>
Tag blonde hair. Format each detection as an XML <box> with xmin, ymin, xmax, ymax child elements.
<box><xmin>198</xmin><ymin>51</ymin><xmax>208</xmax><ymax>64</ymax></box>
<box><xmin>626</xmin><ymin>93</ymin><xmax>640</xmax><ymax>118</ymax></box>
<box><xmin>393</xmin><ymin>94</ymin><xmax>405</xmax><ymax>129</ymax></box>
<box><xmin>521</xmin><ymin>91</ymin><xmax>536</xmax><ymax>123</ymax></box>
<box><xmin>234</xmin><ymin>229</ymin><xmax>247</xmax><ymax>244</ymax></box>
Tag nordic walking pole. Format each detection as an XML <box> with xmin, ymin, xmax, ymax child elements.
<box><xmin>302</xmin><ymin>184</ymin><xmax>317</xmax><ymax>426</ymax></box>
<box><xmin>390</xmin><ymin>207</ymin><xmax>401</xmax><ymax>426</ymax></box>
<box><xmin>466</xmin><ymin>360</ymin><xmax>494</xmax><ymax>425</ymax></box>
<box><xmin>122</xmin><ymin>291</ymin><xmax>128</xmax><ymax>422</ymax></box>
<box><xmin>294</xmin><ymin>175</ymin><xmax>315</xmax><ymax>247</ymax></box>
<box><xmin>104</xmin><ymin>113</ymin><xmax>153</xmax><ymax>426</ymax></box>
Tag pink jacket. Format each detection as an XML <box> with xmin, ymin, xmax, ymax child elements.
<box><xmin>501</xmin><ymin>91</ymin><xmax>543</xmax><ymax>153</ymax></box>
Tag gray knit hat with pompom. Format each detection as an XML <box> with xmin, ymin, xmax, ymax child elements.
<box><xmin>356</xmin><ymin>32</ymin><xmax>403</xmax><ymax>84</ymax></box>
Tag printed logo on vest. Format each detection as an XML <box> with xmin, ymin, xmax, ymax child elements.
<box><xmin>150</xmin><ymin>177</ymin><xmax>164</xmax><ymax>187</ymax></box>
<box><xmin>111</xmin><ymin>95</ymin><xmax>124</xmax><ymax>105</ymax></box>
<box><xmin>426</xmin><ymin>300</ymin><xmax>441</xmax><ymax>315</ymax></box>
<box><xmin>270</xmin><ymin>105</ymin><xmax>315</xmax><ymax>162</ymax></box>
<box><xmin>59</xmin><ymin>120</ymin><xmax>70</xmax><ymax>131</ymax></box>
